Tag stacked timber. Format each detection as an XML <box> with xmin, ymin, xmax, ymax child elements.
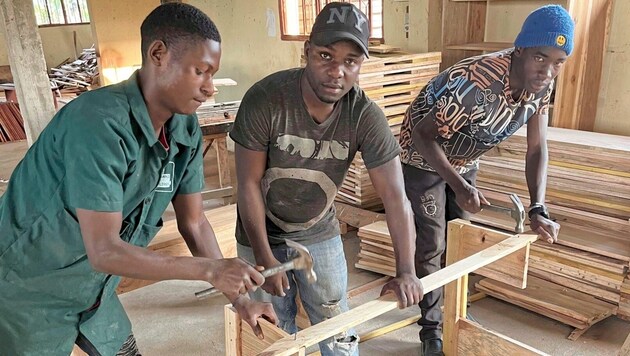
<box><xmin>49</xmin><ymin>47</ymin><xmax>98</xmax><ymax>95</ymax></box>
<box><xmin>356</xmin><ymin>221</ymin><xmax>396</xmax><ymax>276</ymax></box>
<box><xmin>471</xmin><ymin>126</ymin><xmax>630</xmax><ymax>337</ymax></box>
<box><xmin>335</xmin><ymin>51</ymin><xmax>442</xmax><ymax>210</ymax></box>
<box><xmin>0</xmin><ymin>102</ymin><xmax>25</xmax><ymax>142</ymax></box>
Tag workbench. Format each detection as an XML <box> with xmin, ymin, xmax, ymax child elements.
<box><xmin>196</xmin><ymin>100</ymin><xmax>239</xmax><ymax>204</ymax></box>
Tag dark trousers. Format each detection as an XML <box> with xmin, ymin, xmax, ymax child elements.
<box><xmin>76</xmin><ymin>333</ymin><xmax>141</xmax><ymax>356</ymax></box>
<box><xmin>402</xmin><ymin>163</ymin><xmax>477</xmax><ymax>341</ymax></box>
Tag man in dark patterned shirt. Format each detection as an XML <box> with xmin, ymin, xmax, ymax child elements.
<box><xmin>398</xmin><ymin>5</ymin><xmax>574</xmax><ymax>355</ymax></box>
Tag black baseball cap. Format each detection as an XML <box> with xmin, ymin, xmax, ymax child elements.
<box><xmin>309</xmin><ymin>2</ymin><xmax>370</xmax><ymax>57</ymax></box>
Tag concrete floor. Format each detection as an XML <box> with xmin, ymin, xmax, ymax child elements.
<box><xmin>120</xmin><ymin>231</ymin><xmax>630</xmax><ymax>356</ymax></box>
<box><xmin>1</xmin><ymin>141</ymin><xmax>628</xmax><ymax>355</ymax></box>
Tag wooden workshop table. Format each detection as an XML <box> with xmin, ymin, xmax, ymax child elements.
<box><xmin>196</xmin><ymin>101</ymin><xmax>239</xmax><ymax>203</ymax></box>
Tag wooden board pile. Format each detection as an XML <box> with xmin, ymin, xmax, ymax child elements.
<box><xmin>335</xmin><ymin>51</ymin><xmax>441</xmax><ymax>210</ymax></box>
<box><xmin>49</xmin><ymin>47</ymin><xmax>98</xmax><ymax>95</ymax></box>
<box><xmin>356</xmin><ymin>220</ymin><xmax>396</xmax><ymax>276</ymax></box>
<box><xmin>471</xmin><ymin>126</ymin><xmax>630</xmax><ymax>336</ymax></box>
<box><xmin>0</xmin><ymin>102</ymin><xmax>25</xmax><ymax>142</ymax></box>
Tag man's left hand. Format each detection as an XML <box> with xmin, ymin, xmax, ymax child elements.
<box><xmin>380</xmin><ymin>273</ymin><xmax>424</xmax><ymax>309</ymax></box>
<box><xmin>530</xmin><ymin>214</ymin><xmax>560</xmax><ymax>244</ymax></box>
<box><xmin>233</xmin><ymin>296</ymin><xmax>278</xmax><ymax>339</ymax></box>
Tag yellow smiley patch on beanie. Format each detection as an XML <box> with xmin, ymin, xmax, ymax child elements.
<box><xmin>556</xmin><ymin>35</ymin><xmax>566</xmax><ymax>47</ymax></box>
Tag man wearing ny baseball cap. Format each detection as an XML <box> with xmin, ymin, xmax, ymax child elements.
<box><xmin>399</xmin><ymin>5</ymin><xmax>573</xmax><ymax>355</ymax></box>
<box><xmin>230</xmin><ymin>2</ymin><xmax>423</xmax><ymax>355</ymax></box>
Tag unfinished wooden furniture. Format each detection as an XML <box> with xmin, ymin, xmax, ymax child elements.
<box><xmin>225</xmin><ymin>219</ymin><xmax>542</xmax><ymax>355</ymax></box>
<box><xmin>116</xmin><ymin>204</ymin><xmax>238</xmax><ymax>294</ymax></box>
<box><xmin>438</xmin><ymin>0</ymin><xmax>613</xmax><ymax>131</ymax></box>
<box><xmin>196</xmin><ymin>101</ymin><xmax>239</xmax><ymax>204</ymax></box>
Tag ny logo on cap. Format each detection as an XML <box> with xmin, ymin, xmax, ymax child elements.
<box><xmin>326</xmin><ymin>6</ymin><xmax>368</xmax><ymax>33</ymax></box>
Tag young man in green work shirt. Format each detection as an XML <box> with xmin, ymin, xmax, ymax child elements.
<box><xmin>0</xmin><ymin>3</ymin><xmax>276</xmax><ymax>355</ymax></box>
<box><xmin>399</xmin><ymin>5</ymin><xmax>573</xmax><ymax>355</ymax></box>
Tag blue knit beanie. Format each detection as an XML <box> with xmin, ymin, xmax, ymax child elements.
<box><xmin>514</xmin><ymin>5</ymin><xmax>575</xmax><ymax>56</ymax></box>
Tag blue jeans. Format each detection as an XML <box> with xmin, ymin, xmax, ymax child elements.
<box><xmin>237</xmin><ymin>236</ymin><xmax>359</xmax><ymax>356</ymax></box>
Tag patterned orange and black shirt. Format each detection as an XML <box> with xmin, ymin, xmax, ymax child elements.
<box><xmin>399</xmin><ymin>49</ymin><xmax>553</xmax><ymax>174</ymax></box>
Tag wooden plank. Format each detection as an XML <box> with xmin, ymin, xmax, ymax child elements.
<box><xmin>347</xmin><ymin>276</ymin><xmax>392</xmax><ymax>299</ymax></box>
<box><xmin>470</xmin><ymin>208</ymin><xmax>630</xmax><ymax>263</ymax></box>
<box><xmin>359</xmin><ymin>315</ymin><xmax>420</xmax><ymax>343</ymax></box>
<box><xmin>553</xmin><ymin>0</ymin><xmax>612</xmax><ymax>131</ymax></box>
<box><xmin>231</xmin><ymin>305</ymin><xmax>293</xmax><ymax>356</ymax></box>
<box><xmin>225</xmin><ymin>306</ymin><xmax>242</xmax><ymax>356</ymax></box>
<box><xmin>445</xmin><ymin>41</ymin><xmax>511</xmax><ymax>51</ymax></box>
<box><xmin>620</xmin><ymin>331</ymin><xmax>630</xmax><ymax>356</ymax></box>
<box><xmin>454</xmin><ymin>220</ymin><xmax>531</xmax><ymax>289</ymax></box>
<box><xmin>259</xmin><ymin>220</ymin><xmax>537</xmax><ymax>356</ymax></box>
<box><xmin>444</xmin><ymin>220</ymin><xmax>467</xmax><ymax>356</ymax></box>
<box><xmin>619</xmin><ymin>274</ymin><xmax>630</xmax><ymax>321</ymax></box>
<box><xmin>476</xmin><ymin>276</ymin><xmax>616</xmax><ymax>329</ymax></box>
<box><xmin>457</xmin><ymin>319</ymin><xmax>548</xmax><ymax>356</ymax></box>
<box><xmin>334</xmin><ymin>202</ymin><xmax>386</xmax><ymax>228</ymax></box>
<box><xmin>528</xmin><ymin>267</ymin><xmax>620</xmax><ymax>304</ymax></box>
<box><xmin>367</xmin><ymin>44</ymin><xmax>402</xmax><ymax>54</ymax></box>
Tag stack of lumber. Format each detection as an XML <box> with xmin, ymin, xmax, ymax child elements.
<box><xmin>475</xmin><ymin>276</ymin><xmax>617</xmax><ymax>341</ymax></box>
<box><xmin>49</xmin><ymin>47</ymin><xmax>98</xmax><ymax>95</ymax></box>
<box><xmin>358</xmin><ymin>51</ymin><xmax>441</xmax><ymax>136</ymax></box>
<box><xmin>335</xmin><ymin>51</ymin><xmax>442</xmax><ymax>210</ymax></box>
<box><xmin>0</xmin><ymin>102</ymin><xmax>25</xmax><ymax>142</ymax></box>
<box><xmin>355</xmin><ymin>220</ymin><xmax>396</xmax><ymax>276</ymax></box>
<box><xmin>336</xmin><ymin>153</ymin><xmax>384</xmax><ymax>210</ymax></box>
<box><xmin>196</xmin><ymin>100</ymin><xmax>239</xmax><ymax>126</ymax></box>
<box><xmin>470</xmin><ymin>126</ymin><xmax>630</xmax><ymax>337</ymax></box>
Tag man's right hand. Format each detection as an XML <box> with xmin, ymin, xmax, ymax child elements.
<box><xmin>260</xmin><ymin>257</ymin><xmax>289</xmax><ymax>297</ymax></box>
<box><xmin>207</xmin><ymin>258</ymin><xmax>265</xmax><ymax>296</ymax></box>
<box><xmin>455</xmin><ymin>182</ymin><xmax>490</xmax><ymax>213</ymax></box>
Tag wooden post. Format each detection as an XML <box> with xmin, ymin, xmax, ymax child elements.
<box><xmin>620</xmin><ymin>332</ymin><xmax>630</xmax><ymax>356</ymax></box>
<box><xmin>0</xmin><ymin>0</ymin><xmax>56</xmax><ymax>145</ymax></box>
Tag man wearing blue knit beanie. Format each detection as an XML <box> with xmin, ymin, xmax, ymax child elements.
<box><xmin>399</xmin><ymin>5</ymin><xmax>574</xmax><ymax>355</ymax></box>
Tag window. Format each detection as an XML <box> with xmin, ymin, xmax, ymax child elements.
<box><xmin>279</xmin><ymin>0</ymin><xmax>383</xmax><ymax>41</ymax></box>
<box><xmin>33</xmin><ymin>0</ymin><xmax>90</xmax><ymax>26</ymax></box>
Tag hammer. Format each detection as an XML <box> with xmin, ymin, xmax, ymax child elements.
<box><xmin>481</xmin><ymin>193</ymin><xmax>526</xmax><ymax>234</ymax></box>
<box><xmin>194</xmin><ymin>239</ymin><xmax>317</xmax><ymax>299</ymax></box>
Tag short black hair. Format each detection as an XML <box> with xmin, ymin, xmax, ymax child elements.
<box><xmin>140</xmin><ymin>3</ymin><xmax>221</xmax><ymax>64</ymax></box>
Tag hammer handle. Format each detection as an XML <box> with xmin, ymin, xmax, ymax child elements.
<box><xmin>194</xmin><ymin>260</ymin><xmax>296</xmax><ymax>299</ymax></box>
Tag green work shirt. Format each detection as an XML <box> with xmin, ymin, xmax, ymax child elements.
<box><xmin>0</xmin><ymin>71</ymin><xmax>205</xmax><ymax>355</ymax></box>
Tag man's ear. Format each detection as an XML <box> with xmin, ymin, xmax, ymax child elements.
<box><xmin>513</xmin><ymin>47</ymin><xmax>524</xmax><ymax>57</ymax></box>
<box><xmin>304</xmin><ymin>40</ymin><xmax>311</xmax><ymax>59</ymax></box>
<box><xmin>147</xmin><ymin>40</ymin><xmax>168</xmax><ymax>66</ymax></box>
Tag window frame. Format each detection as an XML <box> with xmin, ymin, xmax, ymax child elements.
<box><xmin>33</xmin><ymin>0</ymin><xmax>91</xmax><ymax>27</ymax></box>
<box><xmin>278</xmin><ymin>0</ymin><xmax>384</xmax><ymax>43</ymax></box>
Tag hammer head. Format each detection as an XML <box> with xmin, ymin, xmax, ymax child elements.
<box><xmin>286</xmin><ymin>240</ymin><xmax>317</xmax><ymax>284</ymax></box>
<box><xmin>509</xmin><ymin>193</ymin><xmax>526</xmax><ymax>234</ymax></box>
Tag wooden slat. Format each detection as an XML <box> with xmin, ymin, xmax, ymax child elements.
<box><xmin>225</xmin><ymin>305</ymin><xmax>242</xmax><ymax>356</ymax></box>
<box><xmin>457</xmin><ymin>319</ymin><xmax>548</xmax><ymax>356</ymax></box>
<box><xmin>476</xmin><ymin>276</ymin><xmax>616</xmax><ymax>329</ymax></box>
<box><xmin>620</xmin><ymin>331</ymin><xmax>630</xmax><ymax>356</ymax></box>
<box><xmin>453</xmin><ymin>220</ymin><xmax>532</xmax><ymax>288</ymax></box>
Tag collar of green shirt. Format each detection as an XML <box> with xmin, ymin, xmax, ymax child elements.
<box><xmin>122</xmin><ymin>71</ymin><xmax>196</xmax><ymax>148</ymax></box>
